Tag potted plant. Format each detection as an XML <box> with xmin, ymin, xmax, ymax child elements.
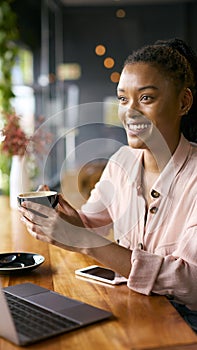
<box><xmin>0</xmin><ymin>0</ymin><xmax>19</xmax><ymax>194</ymax></box>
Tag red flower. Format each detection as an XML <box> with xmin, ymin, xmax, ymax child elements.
<box><xmin>1</xmin><ymin>112</ymin><xmax>53</xmax><ymax>157</ymax></box>
<box><xmin>1</xmin><ymin>113</ymin><xmax>28</xmax><ymax>156</ymax></box>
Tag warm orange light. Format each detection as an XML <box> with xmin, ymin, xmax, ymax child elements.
<box><xmin>116</xmin><ymin>9</ymin><xmax>126</xmax><ymax>18</ymax></box>
<box><xmin>95</xmin><ymin>45</ymin><xmax>106</xmax><ymax>56</ymax></box>
<box><xmin>104</xmin><ymin>57</ymin><xmax>115</xmax><ymax>69</ymax></box>
<box><xmin>110</xmin><ymin>71</ymin><xmax>120</xmax><ymax>83</ymax></box>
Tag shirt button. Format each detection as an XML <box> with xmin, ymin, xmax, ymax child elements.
<box><xmin>151</xmin><ymin>190</ymin><xmax>160</xmax><ymax>198</ymax></box>
<box><xmin>138</xmin><ymin>243</ymin><xmax>143</xmax><ymax>249</ymax></box>
<box><xmin>150</xmin><ymin>206</ymin><xmax>158</xmax><ymax>214</ymax></box>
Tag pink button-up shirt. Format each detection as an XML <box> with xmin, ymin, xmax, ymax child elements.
<box><xmin>79</xmin><ymin>135</ymin><xmax>197</xmax><ymax>310</ymax></box>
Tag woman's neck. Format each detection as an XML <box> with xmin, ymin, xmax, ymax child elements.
<box><xmin>143</xmin><ymin>150</ymin><xmax>171</xmax><ymax>174</ymax></box>
<box><xmin>142</xmin><ymin>132</ymin><xmax>181</xmax><ymax>173</ymax></box>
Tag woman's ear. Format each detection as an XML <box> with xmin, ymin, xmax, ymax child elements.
<box><xmin>179</xmin><ymin>87</ymin><xmax>193</xmax><ymax>116</ymax></box>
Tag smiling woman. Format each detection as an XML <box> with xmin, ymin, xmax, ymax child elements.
<box><xmin>19</xmin><ymin>38</ymin><xmax>197</xmax><ymax>333</ymax></box>
<box><xmin>118</xmin><ymin>70</ymin><xmax>191</xmax><ymax>152</ymax></box>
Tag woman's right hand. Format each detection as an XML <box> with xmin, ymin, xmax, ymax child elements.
<box><xmin>36</xmin><ymin>185</ymin><xmax>84</xmax><ymax>227</ymax></box>
<box><xmin>37</xmin><ymin>184</ymin><xmax>50</xmax><ymax>191</ymax></box>
<box><xmin>57</xmin><ymin>194</ymin><xmax>85</xmax><ymax>227</ymax></box>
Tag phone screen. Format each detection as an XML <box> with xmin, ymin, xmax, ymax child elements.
<box><xmin>75</xmin><ymin>265</ymin><xmax>127</xmax><ymax>285</ymax></box>
<box><xmin>81</xmin><ymin>266</ymin><xmax>115</xmax><ymax>280</ymax></box>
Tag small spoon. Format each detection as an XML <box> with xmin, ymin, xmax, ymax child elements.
<box><xmin>0</xmin><ymin>254</ymin><xmax>17</xmax><ymax>266</ymax></box>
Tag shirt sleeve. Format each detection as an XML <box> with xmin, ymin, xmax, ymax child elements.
<box><xmin>78</xmin><ymin>161</ymin><xmax>114</xmax><ymax>236</ymax></box>
<box><xmin>128</xmin><ymin>220</ymin><xmax>197</xmax><ymax>310</ymax></box>
<box><xmin>78</xmin><ymin>145</ymin><xmax>137</xmax><ymax>237</ymax></box>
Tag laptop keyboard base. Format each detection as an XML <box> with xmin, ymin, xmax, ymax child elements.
<box><xmin>4</xmin><ymin>291</ymin><xmax>80</xmax><ymax>343</ymax></box>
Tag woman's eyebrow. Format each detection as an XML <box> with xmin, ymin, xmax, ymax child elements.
<box><xmin>138</xmin><ymin>85</ymin><xmax>158</xmax><ymax>91</ymax></box>
<box><xmin>117</xmin><ymin>87</ymin><xmax>125</xmax><ymax>93</ymax></box>
<box><xmin>117</xmin><ymin>85</ymin><xmax>158</xmax><ymax>93</ymax></box>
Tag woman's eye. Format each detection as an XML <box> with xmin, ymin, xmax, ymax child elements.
<box><xmin>140</xmin><ymin>95</ymin><xmax>153</xmax><ymax>102</ymax></box>
<box><xmin>117</xmin><ymin>96</ymin><xmax>127</xmax><ymax>103</ymax></box>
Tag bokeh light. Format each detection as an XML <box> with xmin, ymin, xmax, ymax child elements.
<box><xmin>104</xmin><ymin>57</ymin><xmax>115</xmax><ymax>69</ymax></box>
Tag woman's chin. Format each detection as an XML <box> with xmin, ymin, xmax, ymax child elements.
<box><xmin>127</xmin><ymin>134</ymin><xmax>148</xmax><ymax>149</ymax></box>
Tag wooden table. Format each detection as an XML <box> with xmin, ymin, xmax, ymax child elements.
<box><xmin>0</xmin><ymin>196</ymin><xmax>197</xmax><ymax>350</ymax></box>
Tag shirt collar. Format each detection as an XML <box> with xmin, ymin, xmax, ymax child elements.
<box><xmin>152</xmin><ymin>134</ymin><xmax>191</xmax><ymax>196</ymax></box>
<box><xmin>129</xmin><ymin>134</ymin><xmax>192</xmax><ymax>196</ymax></box>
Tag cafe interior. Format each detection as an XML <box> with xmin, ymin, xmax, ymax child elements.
<box><xmin>2</xmin><ymin>0</ymin><xmax>197</xmax><ymax>202</ymax></box>
<box><xmin>0</xmin><ymin>0</ymin><xmax>197</xmax><ymax>349</ymax></box>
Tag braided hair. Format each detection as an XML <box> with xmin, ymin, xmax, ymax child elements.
<box><xmin>124</xmin><ymin>38</ymin><xmax>197</xmax><ymax>142</ymax></box>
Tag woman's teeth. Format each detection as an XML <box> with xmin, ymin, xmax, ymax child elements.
<box><xmin>128</xmin><ymin>123</ymin><xmax>149</xmax><ymax>131</ymax></box>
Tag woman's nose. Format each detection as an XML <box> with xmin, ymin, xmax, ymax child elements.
<box><xmin>128</xmin><ymin>99</ymin><xmax>138</xmax><ymax>111</ymax></box>
<box><xmin>126</xmin><ymin>104</ymin><xmax>140</xmax><ymax>118</ymax></box>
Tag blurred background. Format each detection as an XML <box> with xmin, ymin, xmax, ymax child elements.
<box><xmin>1</xmin><ymin>0</ymin><xmax>197</xmax><ymax>205</ymax></box>
<box><xmin>11</xmin><ymin>0</ymin><xmax>197</xmax><ymax>112</ymax></box>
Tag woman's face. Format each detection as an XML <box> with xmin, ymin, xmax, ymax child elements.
<box><xmin>117</xmin><ymin>62</ymin><xmax>184</xmax><ymax>151</ymax></box>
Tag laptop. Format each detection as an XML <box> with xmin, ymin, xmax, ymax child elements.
<box><xmin>0</xmin><ymin>281</ymin><xmax>113</xmax><ymax>346</ymax></box>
